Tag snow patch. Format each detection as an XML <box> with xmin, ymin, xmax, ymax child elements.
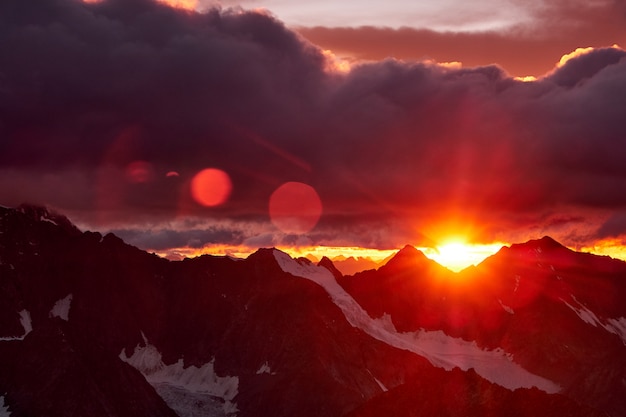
<box><xmin>0</xmin><ymin>310</ymin><xmax>33</xmax><ymax>342</ymax></box>
<box><xmin>373</xmin><ymin>377</ymin><xmax>388</xmax><ymax>392</ymax></box>
<box><xmin>1</xmin><ymin>310</ymin><xmax>33</xmax><ymax>341</ymax></box>
<box><xmin>18</xmin><ymin>310</ymin><xmax>32</xmax><ymax>336</ymax></box>
<box><xmin>153</xmin><ymin>384</ymin><xmax>230</xmax><ymax>417</ymax></box>
<box><xmin>41</xmin><ymin>217</ymin><xmax>58</xmax><ymax>226</ymax></box>
<box><xmin>120</xmin><ymin>340</ymin><xmax>164</xmax><ymax>374</ymax></box>
<box><xmin>120</xmin><ymin>338</ymin><xmax>239</xmax><ymax>415</ymax></box>
<box><xmin>562</xmin><ymin>296</ymin><xmax>626</xmax><ymax>345</ymax></box>
<box><xmin>498</xmin><ymin>299</ymin><xmax>514</xmax><ymax>315</ymax></box>
<box><xmin>561</xmin><ymin>296</ymin><xmax>602</xmax><ymax>327</ymax></box>
<box><xmin>50</xmin><ymin>294</ymin><xmax>72</xmax><ymax>321</ymax></box>
<box><xmin>274</xmin><ymin>250</ymin><xmax>560</xmax><ymax>393</ymax></box>
<box><xmin>606</xmin><ymin>317</ymin><xmax>626</xmax><ymax>345</ymax></box>
<box><xmin>256</xmin><ymin>361</ymin><xmax>275</xmax><ymax>375</ymax></box>
<box><xmin>367</xmin><ymin>370</ymin><xmax>388</xmax><ymax>392</ymax></box>
<box><xmin>0</xmin><ymin>394</ymin><xmax>11</xmax><ymax>417</ymax></box>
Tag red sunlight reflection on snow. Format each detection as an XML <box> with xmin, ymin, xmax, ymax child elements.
<box><xmin>269</xmin><ymin>182</ymin><xmax>322</xmax><ymax>234</ymax></box>
<box><xmin>191</xmin><ymin>168</ymin><xmax>232</xmax><ymax>207</ymax></box>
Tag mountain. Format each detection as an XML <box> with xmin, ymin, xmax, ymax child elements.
<box><xmin>302</xmin><ymin>254</ymin><xmax>383</xmax><ymax>275</ymax></box>
<box><xmin>329</xmin><ymin>255</ymin><xmax>383</xmax><ymax>276</ymax></box>
<box><xmin>339</xmin><ymin>237</ymin><xmax>626</xmax><ymax>416</ymax></box>
<box><xmin>1</xmin><ymin>205</ymin><xmax>625</xmax><ymax>416</ymax></box>
<box><xmin>346</xmin><ymin>367</ymin><xmax>606</xmax><ymax>417</ymax></box>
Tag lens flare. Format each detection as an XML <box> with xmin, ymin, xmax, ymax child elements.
<box><xmin>125</xmin><ymin>161</ymin><xmax>155</xmax><ymax>184</ymax></box>
<box><xmin>269</xmin><ymin>182</ymin><xmax>322</xmax><ymax>234</ymax></box>
<box><xmin>191</xmin><ymin>168</ymin><xmax>232</xmax><ymax>207</ymax></box>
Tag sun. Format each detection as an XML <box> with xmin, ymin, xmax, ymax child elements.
<box><xmin>425</xmin><ymin>239</ymin><xmax>504</xmax><ymax>272</ymax></box>
<box><xmin>434</xmin><ymin>241</ymin><xmax>476</xmax><ymax>272</ymax></box>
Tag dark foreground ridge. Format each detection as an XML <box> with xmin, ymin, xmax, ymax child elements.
<box><xmin>1</xmin><ymin>205</ymin><xmax>625</xmax><ymax>416</ymax></box>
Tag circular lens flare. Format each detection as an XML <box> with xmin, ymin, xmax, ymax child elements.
<box><xmin>269</xmin><ymin>182</ymin><xmax>322</xmax><ymax>234</ymax></box>
<box><xmin>191</xmin><ymin>168</ymin><xmax>232</xmax><ymax>207</ymax></box>
<box><xmin>125</xmin><ymin>161</ymin><xmax>155</xmax><ymax>184</ymax></box>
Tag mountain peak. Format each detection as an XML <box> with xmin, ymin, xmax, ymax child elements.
<box><xmin>393</xmin><ymin>244</ymin><xmax>422</xmax><ymax>259</ymax></box>
<box><xmin>399</xmin><ymin>244</ymin><xmax>419</xmax><ymax>254</ymax></box>
<box><xmin>1</xmin><ymin>204</ymin><xmax>81</xmax><ymax>238</ymax></box>
<box><xmin>318</xmin><ymin>256</ymin><xmax>343</xmax><ymax>279</ymax></box>
<box><xmin>510</xmin><ymin>236</ymin><xmax>569</xmax><ymax>254</ymax></box>
<box><xmin>382</xmin><ymin>244</ymin><xmax>429</xmax><ymax>269</ymax></box>
<box><xmin>537</xmin><ymin>235</ymin><xmax>566</xmax><ymax>248</ymax></box>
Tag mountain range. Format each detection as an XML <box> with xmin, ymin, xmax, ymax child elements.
<box><xmin>1</xmin><ymin>204</ymin><xmax>625</xmax><ymax>416</ymax></box>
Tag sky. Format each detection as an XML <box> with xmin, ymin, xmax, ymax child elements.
<box><xmin>1</xmin><ymin>0</ymin><xmax>626</xmax><ymax>269</ymax></box>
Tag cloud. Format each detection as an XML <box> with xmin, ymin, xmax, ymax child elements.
<box><xmin>296</xmin><ymin>26</ymin><xmax>558</xmax><ymax>77</ymax></box>
<box><xmin>296</xmin><ymin>1</ymin><xmax>626</xmax><ymax>78</ymax></box>
<box><xmin>594</xmin><ymin>212</ymin><xmax>626</xmax><ymax>240</ymax></box>
<box><xmin>1</xmin><ymin>0</ymin><xmax>626</xmax><ymax>252</ymax></box>
<box><xmin>113</xmin><ymin>225</ymin><xmax>245</xmax><ymax>249</ymax></box>
<box><xmin>548</xmin><ymin>46</ymin><xmax>626</xmax><ymax>87</ymax></box>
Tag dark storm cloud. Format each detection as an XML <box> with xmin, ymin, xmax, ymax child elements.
<box><xmin>1</xmin><ymin>0</ymin><xmax>626</xmax><ymax>250</ymax></box>
<box><xmin>0</xmin><ymin>0</ymin><xmax>328</xmax><ymax>222</ymax></box>
<box><xmin>0</xmin><ymin>0</ymin><xmax>325</xmax><ymax>168</ymax></box>
<box><xmin>112</xmin><ymin>226</ymin><xmax>245</xmax><ymax>249</ymax></box>
<box><xmin>595</xmin><ymin>212</ymin><xmax>626</xmax><ymax>240</ymax></box>
<box><xmin>547</xmin><ymin>47</ymin><xmax>626</xmax><ymax>87</ymax></box>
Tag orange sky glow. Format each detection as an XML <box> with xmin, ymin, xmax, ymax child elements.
<box><xmin>150</xmin><ymin>236</ymin><xmax>626</xmax><ymax>274</ymax></box>
<box><xmin>148</xmin><ymin>234</ymin><xmax>626</xmax><ymax>274</ymax></box>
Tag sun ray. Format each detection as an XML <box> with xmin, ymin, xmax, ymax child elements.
<box><xmin>423</xmin><ymin>239</ymin><xmax>505</xmax><ymax>272</ymax></box>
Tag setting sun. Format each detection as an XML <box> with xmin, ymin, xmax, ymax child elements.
<box><xmin>424</xmin><ymin>240</ymin><xmax>505</xmax><ymax>272</ymax></box>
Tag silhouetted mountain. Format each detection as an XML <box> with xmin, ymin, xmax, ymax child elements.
<box><xmin>339</xmin><ymin>235</ymin><xmax>626</xmax><ymax>416</ymax></box>
<box><xmin>1</xmin><ymin>205</ymin><xmax>625</xmax><ymax>416</ymax></box>
<box><xmin>329</xmin><ymin>255</ymin><xmax>382</xmax><ymax>276</ymax></box>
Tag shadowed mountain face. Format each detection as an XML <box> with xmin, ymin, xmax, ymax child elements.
<box><xmin>1</xmin><ymin>205</ymin><xmax>625</xmax><ymax>416</ymax></box>
<box><xmin>339</xmin><ymin>237</ymin><xmax>626</xmax><ymax>416</ymax></box>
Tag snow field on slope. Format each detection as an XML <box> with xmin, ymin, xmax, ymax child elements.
<box><xmin>1</xmin><ymin>293</ymin><xmax>72</xmax><ymax>342</ymax></box>
<box><xmin>273</xmin><ymin>250</ymin><xmax>560</xmax><ymax>393</ymax></box>
<box><xmin>0</xmin><ymin>310</ymin><xmax>32</xmax><ymax>341</ymax></box>
<box><xmin>0</xmin><ymin>395</ymin><xmax>11</xmax><ymax>417</ymax></box>
<box><xmin>49</xmin><ymin>294</ymin><xmax>72</xmax><ymax>321</ymax></box>
<box><xmin>561</xmin><ymin>295</ymin><xmax>626</xmax><ymax>345</ymax></box>
<box><xmin>120</xmin><ymin>336</ymin><xmax>239</xmax><ymax>415</ymax></box>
